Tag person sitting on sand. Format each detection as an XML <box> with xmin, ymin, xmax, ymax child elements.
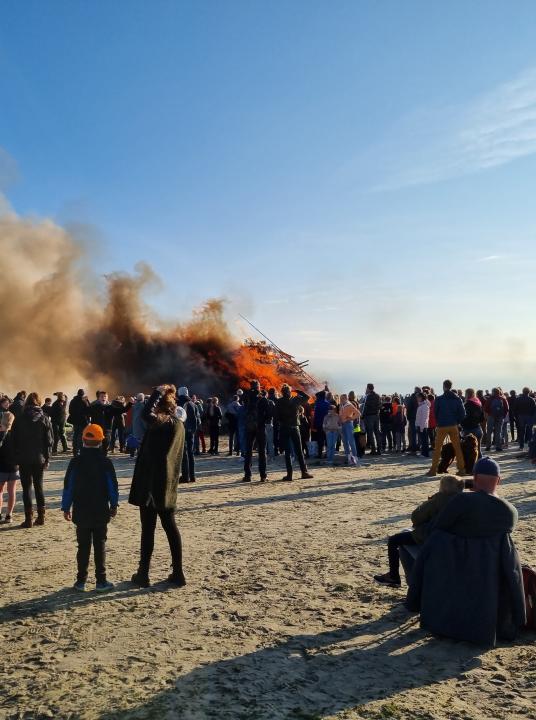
<box><xmin>406</xmin><ymin>457</ymin><xmax>525</xmax><ymax>645</ymax></box>
<box><xmin>373</xmin><ymin>475</ymin><xmax>465</xmax><ymax>587</ymax></box>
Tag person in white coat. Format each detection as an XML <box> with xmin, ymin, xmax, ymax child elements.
<box><xmin>415</xmin><ymin>392</ymin><xmax>431</xmax><ymax>457</ymax></box>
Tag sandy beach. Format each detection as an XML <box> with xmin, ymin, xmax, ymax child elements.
<box><xmin>1</xmin><ymin>449</ymin><xmax>535</xmax><ymax>720</ymax></box>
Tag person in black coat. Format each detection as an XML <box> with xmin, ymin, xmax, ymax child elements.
<box><xmin>0</xmin><ymin>404</ymin><xmax>18</xmax><ymax>523</ymax></box>
<box><xmin>68</xmin><ymin>389</ymin><xmax>91</xmax><ymax>456</ymax></box>
<box><xmin>11</xmin><ymin>392</ymin><xmax>53</xmax><ymax>528</ymax></box>
<box><xmin>207</xmin><ymin>397</ymin><xmax>223</xmax><ymax>454</ymax></box>
<box><xmin>51</xmin><ymin>392</ymin><xmax>69</xmax><ymax>453</ymax></box>
<box><xmin>275</xmin><ymin>384</ymin><xmax>314</xmax><ymax>482</ymax></box>
<box><xmin>9</xmin><ymin>391</ymin><xmax>26</xmax><ymax>420</ymax></box>
<box><xmin>406</xmin><ymin>457</ymin><xmax>525</xmax><ymax>646</ymax></box>
<box><xmin>129</xmin><ymin>385</ymin><xmax>186</xmax><ymax>588</ymax></box>
<box><xmin>61</xmin><ymin>423</ymin><xmax>118</xmax><ymax>591</ymax></box>
<box><xmin>241</xmin><ymin>380</ymin><xmax>270</xmax><ymax>483</ymax></box>
<box><xmin>89</xmin><ymin>391</ymin><xmax>132</xmax><ymax>455</ymax></box>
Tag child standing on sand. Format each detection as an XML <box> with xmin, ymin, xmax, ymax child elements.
<box><xmin>61</xmin><ymin>424</ymin><xmax>119</xmax><ymax>592</ymax></box>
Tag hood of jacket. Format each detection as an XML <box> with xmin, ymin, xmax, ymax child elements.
<box><xmin>23</xmin><ymin>405</ymin><xmax>46</xmax><ymax>422</ymax></box>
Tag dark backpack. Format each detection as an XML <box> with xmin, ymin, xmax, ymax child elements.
<box><xmin>522</xmin><ymin>565</ymin><xmax>536</xmax><ymax>631</ymax></box>
<box><xmin>245</xmin><ymin>393</ymin><xmax>259</xmax><ymax>432</ymax></box>
<box><xmin>490</xmin><ymin>397</ymin><xmax>504</xmax><ymax>419</ymax></box>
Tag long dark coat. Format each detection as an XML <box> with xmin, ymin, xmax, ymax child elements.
<box><xmin>406</xmin><ymin>528</ymin><xmax>526</xmax><ymax>646</ymax></box>
<box><xmin>128</xmin><ymin>391</ymin><xmax>185</xmax><ymax>511</ymax></box>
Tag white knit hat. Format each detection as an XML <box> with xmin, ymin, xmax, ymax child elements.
<box><xmin>178</xmin><ymin>386</ymin><xmax>188</xmax><ymax>397</ymax></box>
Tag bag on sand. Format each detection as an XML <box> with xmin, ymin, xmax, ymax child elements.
<box><xmin>522</xmin><ymin>565</ymin><xmax>536</xmax><ymax>631</ymax></box>
<box><xmin>307</xmin><ymin>440</ymin><xmax>318</xmax><ymax>457</ymax></box>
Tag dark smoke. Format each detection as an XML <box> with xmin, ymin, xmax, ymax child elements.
<box><xmin>0</xmin><ymin>207</ymin><xmax>276</xmax><ymax>397</ymax></box>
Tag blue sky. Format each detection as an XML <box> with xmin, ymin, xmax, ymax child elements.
<box><xmin>1</xmin><ymin>1</ymin><xmax>536</xmax><ymax>390</ymax></box>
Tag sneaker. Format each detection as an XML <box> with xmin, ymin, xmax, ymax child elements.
<box><xmin>425</xmin><ymin>470</ymin><xmax>437</xmax><ymax>477</ymax></box>
<box><xmin>95</xmin><ymin>580</ymin><xmax>114</xmax><ymax>592</ymax></box>
<box><xmin>260</xmin><ymin>476</ymin><xmax>267</xmax><ymax>482</ymax></box>
<box><xmin>281</xmin><ymin>476</ymin><xmax>293</xmax><ymax>481</ymax></box>
<box><xmin>131</xmin><ymin>572</ymin><xmax>150</xmax><ymax>588</ymax></box>
<box><xmin>3</xmin><ymin>514</ymin><xmax>12</xmax><ymax>524</ymax></box>
<box><xmin>73</xmin><ymin>581</ymin><xmax>86</xmax><ymax>592</ymax></box>
<box><xmin>373</xmin><ymin>572</ymin><xmax>401</xmax><ymax>587</ymax></box>
<box><xmin>240</xmin><ymin>477</ymin><xmax>251</xmax><ymax>483</ymax></box>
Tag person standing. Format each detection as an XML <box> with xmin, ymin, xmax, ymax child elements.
<box><xmin>312</xmin><ymin>390</ymin><xmax>330</xmax><ymax>459</ymax></box>
<box><xmin>225</xmin><ymin>395</ymin><xmax>241</xmax><ymax>456</ymax></box>
<box><xmin>508</xmin><ymin>390</ymin><xmax>518</xmax><ymax>443</ymax></box>
<box><xmin>110</xmin><ymin>396</ymin><xmax>128</xmax><ymax>453</ymax></box>
<box><xmin>262</xmin><ymin>390</ymin><xmax>277</xmax><ymax>460</ymax></box>
<box><xmin>339</xmin><ymin>393</ymin><xmax>360</xmax><ymax>465</ymax></box>
<box><xmin>275</xmin><ymin>384</ymin><xmax>314</xmax><ymax>482</ymax></box>
<box><xmin>323</xmin><ymin>405</ymin><xmax>341</xmax><ymax>464</ymax></box>
<box><xmin>415</xmin><ymin>392</ymin><xmax>431</xmax><ymax>457</ymax></box>
<box><xmin>89</xmin><ymin>391</ymin><xmax>132</xmax><ymax>455</ymax></box>
<box><xmin>12</xmin><ymin>392</ymin><xmax>53</xmax><ymax>527</ymax></box>
<box><xmin>484</xmin><ymin>388</ymin><xmax>508</xmax><ymax>452</ymax></box>
<box><xmin>268</xmin><ymin>387</ymin><xmax>280</xmax><ymax>456</ymax></box>
<box><xmin>379</xmin><ymin>396</ymin><xmax>394</xmax><ymax>452</ymax></box>
<box><xmin>0</xmin><ymin>407</ymin><xmax>18</xmax><ymax>524</ymax></box>
<box><xmin>461</xmin><ymin>389</ymin><xmax>484</xmax><ymax>456</ymax></box>
<box><xmin>177</xmin><ymin>386</ymin><xmax>198</xmax><ymax>483</ymax></box>
<box><xmin>51</xmin><ymin>392</ymin><xmax>69</xmax><ymax>454</ymax></box>
<box><xmin>241</xmin><ymin>380</ymin><xmax>269</xmax><ymax>482</ymax></box>
<box><xmin>515</xmin><ymin>387</ymin><xmax>536</xmax><ymax>451</ymax></box>
<box><xmin>207</xmin><ymin>397</ymin><xmax>223</xmax><ymax>454</ymax></box>
<box><xmin>131</xmin><ymin>393</ymin><xmax>147</xmax><ymax>446</ymax></box>
<box><xmin>426</xmin><ymin>380</ymin><xmax>466</xmax><ymax>477</ymax></box>
<box><xmin>61</xmin><ymin>424</ymin><xmax>118</xmax><ymax>592</ymax></box>
<box><xmin>68</xmin><ymin>389</ymin><xmax>90</xmax><ymax>456</ymax></box>
<box><xmin>362</xmin><ymin>383</ymin><xmax>382</xmax><ymax>456</ymax></box>
<box><xmin>406</xmin><ymin>387</ymin><xmax>420</xmax><ymax>454</ymax></box>
<box><xmin>129</xmin><ymin>385</ymin><xmax>186</xmax><ymax>588</ymax></box>
<box><xmin>9</xmin><ymin>391</ymin><xmax>26</xmax><ymax>421</ymax></box>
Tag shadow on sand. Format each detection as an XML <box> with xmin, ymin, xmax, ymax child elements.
<box><xmin>98</xmin><ymin>605</ymin><xmax>483</xmax><ymax>719</ymax></box>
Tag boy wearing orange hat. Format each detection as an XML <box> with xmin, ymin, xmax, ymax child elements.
<box><xmin>61</xmin><ymin>424</ymin><xmax>119</xmax><ymax>592</ymax></box>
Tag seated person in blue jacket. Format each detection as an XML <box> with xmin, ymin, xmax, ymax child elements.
<box><xmin>61</xmin><ymin>424</ymin><xmax>119</xmax><ymax>592</ymax></box>
<box><xmin>374</xmin><ymin>474</ymin><xmax>464</xmax><ymax>587</ymax></box>
<box><xmin>405</xmin><ymin>456</ymin><xmax>524</xmax><ymax>645</ymax></box>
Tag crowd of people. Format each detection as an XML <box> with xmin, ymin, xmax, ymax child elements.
<box><xmin>0</xmin><ymin>379</ymin><xmax>534</xmax><ymax>642</ymax></box>
<box><xmin>1</xmin><ymin>380</ymin><xmax>535</xmax><ymax>527</ymax></box>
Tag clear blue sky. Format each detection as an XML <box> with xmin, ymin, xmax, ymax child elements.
<box><xmin>1</xmin><ymin>1</ymin><xmax>536</xmax><ymax>390</ymax></box>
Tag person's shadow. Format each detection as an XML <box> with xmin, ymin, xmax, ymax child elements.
<box><xmin>98</xmin><ymin>605</ymin><xmax>482</xmax><ymax>719</ymax></box>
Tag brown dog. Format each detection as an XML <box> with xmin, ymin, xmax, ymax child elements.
<box><xmin>437</xmin><ymin>433</ymin><xmax>479</xmax><ymax>477</ymax></box>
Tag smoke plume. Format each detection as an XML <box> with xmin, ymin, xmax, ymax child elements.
<box><xmin>0</xmin><ymin>207</ymin><xmax>311</xmax><ymax>398</ymax></box>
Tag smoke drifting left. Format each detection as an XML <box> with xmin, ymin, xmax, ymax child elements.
<box><xmin>0</xmin><ymin>209</ymin><xmax>308</xmax><ymax>397</ymax></box>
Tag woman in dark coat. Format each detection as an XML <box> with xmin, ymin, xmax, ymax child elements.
<box><xmin>129</xmin><ymin>385</ymin><xmax>186</xmax><ymax>588</ymax></box>
<box><xmin>12</xmin><ymin>392</ymin><xmax>53</xmax><ymax>527</ymax></box>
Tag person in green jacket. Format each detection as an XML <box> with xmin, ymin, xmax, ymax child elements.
<box><xmin>374</xmin><ymin>475</ymin><xmax>464</xmax><ymax>587</ymax></box>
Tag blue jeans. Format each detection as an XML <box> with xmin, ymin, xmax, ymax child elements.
<box><xmin>486</xmin><ymin>417</ymin><xmax>504</xmax><ymax>449</ymax></box>
<box><xmin>181</xmin><ymin>430</ymin><xmax>196</xmax><ymax>481</ymax></box>
<box><xmin>417</xmin><ymin>427</ymin><xmax>429</xmax><ymax>456</ymax></box>
<box><xmin>341</xmin><ymin>421</ymin><xmax>358</xmax><ymax>457</ymax></box>
<box><xmin>326</xmin><ymin>430</ymin><xmax>339</xmax><ymax>462</ymax></box>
